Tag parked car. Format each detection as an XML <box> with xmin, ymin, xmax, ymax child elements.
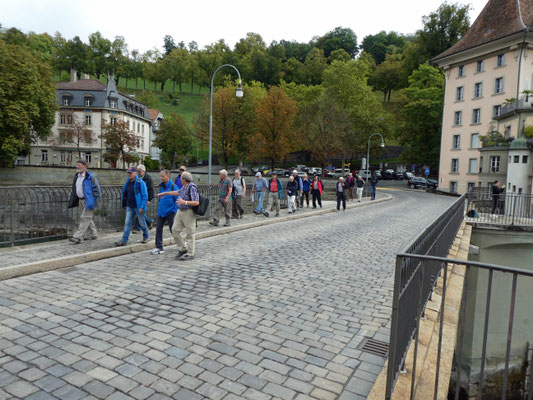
<box><xmin>328</xmin><ymin>168</ymin><xmax>350</xmax><ymax>178</ymax></box>
<box><xmin>307</xmin><ymin>167</ymin><xmax>322</xmax><ymax>176</ymax></box>
<box><xmin>403</xmin><ymin>172</ymin><xmax>415</xmax><ymax>180</ymax></box>
<box><xmin>358</xmin><ymin>170</ymin><xmax>372</xmax><ymax>180</ymax></box>
<box><xmin>426</xmin><ymin>178</ymin><xmax>438</xmax><ymax>191</ymax></box>
<box><xmin>382</xmin><ymin>170</ymin><xmax>393</xmax><ymax>180</ymax></box>
<box><xmin>407</xmin><ymin>177</ymin><xmax>428</xmax><ymax>189</ymax></box>
<box><xmin>374</xmin><ymin>171</ymin><xmax>382</xmax><ymax>180</ymax></box>
<box><xmin>267</xmin><ymin>169</ymin><xmax>286</xmax><ymax>176</ymax></box>
<box><xmin>393</xmin><ymin>171</ymin><xmax>404</xmax><ymax>180</ymax></box>
<box><xmin>252</xmin><ymin>165</ymin><xmax>269</xmax><ymax>173</ymax></box>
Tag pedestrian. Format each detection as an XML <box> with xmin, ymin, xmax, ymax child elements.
<box><xmin>133</xmin><ymin>164</ymin><xmax>154</xmax><ymax>232</ymax></box>
<box><xmin>174</xmin><ymin>165</ymin><xmax>186</xmax><ymax>190</ymax></box>
<box><xmin>346</xmin><ymin>173</ymin><xmax>355</xmax><ymax>201</ymax></box>
<box><xmin>151</xmin><ymin>170</ymin><xmax>178</xmax><ymax>255</ymax></box>
<box><xmin>251</xmin><ymin>172</ymin><xmax>268</xmax><ymax>216</ymax></box>
<box><xmin>356</xmin><ymin>175</ymin><xmax>365</xmax><ymax>202</ymax></box>
<box><xmin>370</xmin><ymin>173</ymin><xmax>378</xmax><ymax>201</ymax></box>
<box><xmin>68</xmin><ymin>160</ymin><xmax>101</xmax><ymax>244</ymax></box>
<box><xmin>210</xmin><ymin>169</ymin><xmax>233</xmax><ymax>227</ymax></box>
<box><xmin>286</xmin><ymin>175</ymin><xmax>298</xmax><ymax>214</ymax></box>
<box><xmin>491</xmin><ymin>180</ymin><xmax>505</xmax><ymax>215</ymax></box>
<box><xmin>231</xmin><ymin>169</ymin><xmax>246</xmax><ymax>219</ymax></box>
<box><xmin>115</xmin><ymin>167</ymin><xmax>149</xmax><ymax>246</ymax></box>
<box><xmin>292</xmin><ymin>170</ymin><xmax>303</xmax><ymax>210</ymax></box>
<box><xmin>301</xmin><ymin>174</ymin><xmax>311</xmax><ymax>207</ymax></box>
<box><xmin>336</xmin><ymin>177</ymin><xmax>347</xmax><ymax>211</ymax></box>
<box><xmin>311</xmin><ymin>175</ymin><xmax>323</xmax><ymax>209</ymax></box>
<box><xmin>159</xmin><ymin>171</ymin><xmax>199</xmax><ymax>260</ymax></box>
<box><xmin>266</xmin><ymin>172</ymin><xmax>283</xmax><ymax>217</ymax></box>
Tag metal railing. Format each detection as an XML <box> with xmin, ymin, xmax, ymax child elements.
<box><xmin>467</xmin><ymin>188</ymin><xmax>533</xmax><ymax>226</ymax></box>
<box><xmin>0</xmin><ymin>184</ymin><xmax>343</xmax><ymax>247</ymax></box>
<box><xmin>386</xmin><ymin>194</ymin><xmax>466</xmax><ymax>398</ymax></box>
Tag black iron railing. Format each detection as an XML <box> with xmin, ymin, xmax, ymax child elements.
<box><xmin>467</xmin><ymin>188</ymin><xmax>533</xmax><ymax>226</ymax></box>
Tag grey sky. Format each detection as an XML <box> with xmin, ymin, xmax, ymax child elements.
<box><xmin>2</xmin><ymin>0</ymin><xmax>488</xmax><ymax>53</ymax></box>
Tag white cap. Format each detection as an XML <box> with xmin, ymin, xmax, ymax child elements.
<box><xmin>255</xmin><ymin>172</ymin><xmax>261</xmax><ymax>177</ymax></box>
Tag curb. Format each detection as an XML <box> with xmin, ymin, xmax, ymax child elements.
<box><xmin>0</xmin><ymin>195</ymin><xmax>392</xmax><ymax>281</ymax></box>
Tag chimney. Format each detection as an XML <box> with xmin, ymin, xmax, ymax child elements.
<box><xmin>81</xmin><ymin>72</ymin><xmax>90</xmax><ymax>80</ymax></box>
<box><xmin>70</xmin><ymin>69</ymin><xmax>77</xmax><ymax>83</ymax></box>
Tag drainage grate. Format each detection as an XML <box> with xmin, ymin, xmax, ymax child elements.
<box><xmin>357</xmin><ymin>337</ymin><xmax>389</xmax><ymax>358</ymax></box>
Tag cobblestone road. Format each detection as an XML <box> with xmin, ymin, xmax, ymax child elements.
<box><xmin>0</xmin><ymin>190</ymin><xmax>456</xmax><ymax>400</ymax></box>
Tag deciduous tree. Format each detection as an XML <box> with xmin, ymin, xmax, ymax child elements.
<box><xmin>100</xmin><ymin>120</ymin><xmax>139</xmax><ymax>169</ymax></box>
<box><xmin>51</xmin><ymin>111</ymin><xmax>96</xmax><ymax>159</ymax></box>
<box><xmin>153</xmin><ymin>112</ymin><xmax>193</xmax><ymax>169</ymax></box>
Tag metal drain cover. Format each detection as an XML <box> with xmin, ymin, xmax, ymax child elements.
<box><xmin>357</xmin><ymin>337</ymin><xmax>389</xmax><ymax>358</ymax></box>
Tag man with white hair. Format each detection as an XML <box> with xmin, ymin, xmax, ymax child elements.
<box><xmin>251</xmin><ymin>172</ymin><xmax>268</xmax><ymax>216</ymax></box>
<box><xmin>231</xmin><ymin>169</ymin><xmax>246</xmax><ymax>219</ymax></box>
<box><xmin>210</xmin><ymin>169</ymin><xmax>233</xmax><ymax>227</ymax></box>
<box><xmin>132</xmin><ymin>164</ymin><xmax>154</xmax><ymax>232</ymax></box>
<box><xmin>292</xmin><ymin>170</ymin><xmax>303</xmax><ymax>211</ymax></box>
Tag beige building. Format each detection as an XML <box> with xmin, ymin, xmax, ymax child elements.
<box><xmin>19</xmin><ymin>71</ymin><xmax>152</xmax><ymax>169</ymax></box>
<box><xmin>433</xmin><ymin>0</ymin><xmax>533</xmax><ymax>194</ymax></box>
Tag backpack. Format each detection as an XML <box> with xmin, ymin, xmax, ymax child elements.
<box><xmin>187</xmin><ymin>184</ymin><xmax>209</xmax><ymax>216</ymax></box>
<box><xmin>231</xmin><ymin>177</ymin><xmax>244</xmax><ymax>199</ymax></box>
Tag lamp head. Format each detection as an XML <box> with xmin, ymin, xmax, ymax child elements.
<box><xmin>236</xmin><ymin>81</ymin><xmax>244</xmax><ymax>98</ymax></box>
<box><xmin>380</xmin><ymin>141</ymin><xmax>385</xmax><ymax>148</ymax></box>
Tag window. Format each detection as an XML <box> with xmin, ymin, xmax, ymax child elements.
<box><xmin>142</xmin><ymin>124</ymin><xmax>144</xmax><ymax>134</ymax></box>
<box><xmin>452</xmin><ymin>135</ymin><xmax>461</xmax><ymax>149</ymax></box>
<box><xmin>468</xmin><ymin>182</ymin><xmax>476</xmax><ymax>192</ymax></box>
<box><xmin>473</xmin><ymin>108</ymin><xmax>481</xmax><ymax>124</ymax></box>
<box><xmin>137</xmin><ymin>123</ymin><xmax>140</xmax><ymax>133</ymax></box>
<box><xmin>493</xmin><ymin>105</ymin><xmax>501</xmax><ymax>117</ymax></box>
<box><xmin>505</xmin><ymin>125</ymin><xmax>511</xmax><ymax>138</ymax></box>
<box><xmin>85</xmin><ymin>152</ymin><xmax>92</xmax><ymax>164</ymax></box>
<box><xmin>141</xmin><ymin>138</ymin><xmax>145</xmax><ymax>148</ymax></box>
<box><xmin>456</xmin><ymin>86</ymin><xmax>464</xmax><ymax>101</ymax></box>
<box><xmin>471</xmin><ymin>133</ymin><xmax>480</xmax><ymax>149</ymax></box>
<box><xmin>60</xmin><ymin>151</ymin><xmax>66</xmax><ymax>163</ymax></box>
<box><xmin>495</xmin><ymin>77</ymin><xmax>504</xmax><ymax>94</ymax></box>
<box><xmin>514</xmin><ymin>155</ymin><xmax>520</xmax><ymax>163</ymax></box>
<box><xmin>509</xmin><ymin>155</ymin><xmax>512</xmax><ymax>164</ymax></box>
<box><xmin>450</xmin><ymin>181</ymin><xmax>458</xmax><ymax>193</ymax></box>
<box><xmin>523</xmin><ymin>155</ymin><xmax>529</xmax><ymax>164</ymax></box>
<box><xmin>85</xmin><ymin>115</ymin><xmax>92</xmax><ymax>126</ymax></box>
<box><xmin>62</xmin><ymin>96</ymin><xmax>70</xmax><ymax>106</ymax></box>
<box><xmin>490</xmin><ymin>156</ymin><xmax>500</xmax><ymax>172</ymax></box>
<box><xmin>497</xmin><ymin>54</ymin><xmax>505</xmax><ymax>67</ymax></box>
<box><xmin>476</xmin><ymin>60</ymin><xmax>484</xmax><ymax>73</ymax></box>
<box><xmin>474</xmin><ymin>82</ymin><xmax>483</xmax><ymax>98</ymax></box>
<box><xmin>454</xmin><ymin>111</ymin><xmax>462</xmax><ymax>126</ymax></box>
<box><xmin>110</xmin><ymin>99</ymin><xmax>118</xmax><ymax>108</ymax></box>
<box><xmin>469</xmin><ymin>158</ymin><xmax>478</xmax><ymax>173</ymax></box>
<box><xmin>67</xmin><ymin>114</ymin><xmax>73</xmax><ymax>124</ymax></box>
<box><xmin>451</xmin><ymin>158</ymin><xmax>459</xmax><ymax>173</ymax></box>
<box><xmin>60</xmin><ymin>114</ymin><xmax>66</xmax><ymax>124</ymax></box>
<box><xmin>111</xmin><ymin>117</ymin><xmax>117</xmax><ymax>125</ymax></box>
<box><xmin>480</xmin><ymin>156</ymin><xmax>483</xmax><ymax>173</ymax></box>
<box><xmin>41</xmin><ymin>150</ymin><xmax>48</xmax><ymax>162</ymax></box>
<box><xmin>458</xmin><ymin>65</ymin><xmax>465</xmax><ymax>77</ymax></box>
<box><xmin>85</xmin><ymin>97</ymin><xmax>92</xmax><ymax>107</ymax></box>
<box><xmin>513</xmin><ymin>185</ymin><xmax>516</xmax><ymax>192</ymax></box>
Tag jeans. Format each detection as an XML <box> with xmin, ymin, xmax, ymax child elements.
<box><xmin>134</xmin><ymin>214</ymin><xmax>153</xmax><ymax>230</ymax></box>
<box><xmin>337</xmin><ymin>192</ymin><xmax>346</xmax><ymax>210</ymax></box>
<box><xmin>301</xmin><ymin>191</ymin><xmax>310</xmax><ymax>207</ymax></box>
<box><xmin>122</xmin><ymin>207</ymin><xmax>148</xmax><ymax>243</ymax></box>
<box><xmin>371</xmin><ymin>185</ymin><xmax>376</xmax><ymax>200</ymax></box>
<box><xmin>155</xmin><ymin>213</ymin><xmax>175</xmax><ymax>250</ymax></box>
<box><xmin>255</xmin><ymin>191</ymin><xmax>266</xmax><ymax>213</ymax></box>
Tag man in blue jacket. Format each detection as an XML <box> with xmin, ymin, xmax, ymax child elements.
<box><xmin>68</xmin><ymin>160</ymin><xmax>101</xmax><ymax>244</ymax></box>
<box><xmin>151</xmin><ymin>170</ymin><xmax>178</xmax><ymax>255</ymax></box>
<box><xmin>115</xmin><ymin>167</ymin><xmax>149</xmax><ymax>246</ymax></box>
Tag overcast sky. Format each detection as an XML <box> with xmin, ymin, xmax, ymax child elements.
<box><xmin>2</xmin><ymin>0</ymin><xmax>488</xmax><ymax>53</ymax></box>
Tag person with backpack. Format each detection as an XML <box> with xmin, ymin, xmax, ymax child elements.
<box><xmin>158</xmin><ymin>171</ymin><xmax>199</xmax><ymax>260</ymax></box>
<box><xmin>311</xmin><ymin>175</ymin><xmax>323</xmax><ymax>209</ymax></box>
<box><xmin>356</xmin><ymin>176</ymin><xmax>365</xmax><ymax>202</ymax></box>
<box><xmin>292</xmin><ymin>170</ymin><xmax>303</xmax><ymax>210</ymax></box>
<box><xmin>266</xmin><ymin>172</ymin><xmax>283</xmax><ymax>217</ymax></box>
<box><xmin>370</xmin><ymin>173</ymin><xmax>379</xmax><ymax>201</ymax></box>
<box><xmin>174</xmin><ymin>165</ymin><xmax>186</xmax><ymax>190</ymax></box>
<box><xmin>301</xmin><ymin>174</ymin><xmax>311</xmax><ymax>207</ymax></box>
<box><xmin>151</xmin><ymin>170</ymin><xmax>178</xmax><ymax>255</ymax></box>
<box><xmin>345</xmin><ymin>173</ymin><xmax>355</xmax><ymax>202</ymax></box>
<box><xmin>286</xmin><ymin>175</ymin><xmax>298</xmax><ymax>214</ymax></box>
<box><xmin>231</xmin><ymin>169</ymin><xmax>246</xmax><ymax>219</ymax></box>
<box><xmin>210</xmin><ymin>169</ymin><xmax>233</xmax><ymax>227</ymax></box>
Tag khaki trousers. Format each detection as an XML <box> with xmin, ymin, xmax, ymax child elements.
<box><xmin>267</xmin><ymin>192</ymin><xmax>280</xmax><ymax>213</ymax></box>
<box><xmin>172</xmin><ymin>208</ymin><xmax>196</xmax><ymax>256</ymax></box>
<box><xmin>73</xmin><ymin>199</ymin><xmax>97</xmax><ymax>240</ymax></box>
<box><xmin>214</xmin><ymin>200</ymin><xmax>231</xmax><ymax>223</ymax></box>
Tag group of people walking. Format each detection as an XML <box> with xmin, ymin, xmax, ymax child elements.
<box><xmin>68</xmin><ymin>161</ymin><xmax>378</xmax><ymax>262</ymax></box>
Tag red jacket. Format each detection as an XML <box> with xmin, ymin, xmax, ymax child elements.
<box><xmin>311</xmin><ymin>180</ymin><xmax>323</xmax><ymax>194</ymax></box>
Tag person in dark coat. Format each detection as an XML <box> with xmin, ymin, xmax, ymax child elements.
<box><xmin>286</xmin><ymin>176</ymin><xmax>298</xmax><ymax>214</ymax></box>
<box><xmin>336</xmin><ymin>177</ymin><xmax>347</xmax><ymax>211</ymax></box>
<box><xmin>311</xmin><ymin>176</ymin><xmax>323</xmax><ymax>208</ymax></box>
<box><xmin>491</xmin><ymin>180</ymin><xmax>505</xmax><ymax>214</ymax></box>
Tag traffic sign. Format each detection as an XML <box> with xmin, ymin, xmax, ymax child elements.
<box><xmin>425</xmin><ymin>168</ymin><xmax>430</xmax><ymax>176</ymax></box>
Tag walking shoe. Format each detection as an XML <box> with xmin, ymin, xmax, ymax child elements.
<box><xmin>176</xmin><ymin>249</ymin><xmax>187</xmax><ymax>259</ymax></box>
<box><xmin>69</xmin><ymin>237</ymin><xmax>81</xmax><ymax>244</ymax></box>
<box><xmin>141</xmin><ymin>238</ymin><xmax>149</xmax><ymax>244</ymax></box>
<box><xmin>181</xmin><ymin>254</ymin><xmax>194</xmax><ymax>261</ymax></box>
<box><xmin>132</xmin><ymin>229</ymin><xmax>139</xmax><ymax>234</ymax></box>
<box><xmin>224</xmin><ymin>222</ymin><xmax>231</xmax><ymax>227</ymax></box>
<box><xmin>209</xmin><ymin>220</ymin><xmax>219</xmax><ymax>226</ymax></box>
<box><xmin>275</xmin><ymin>212</ymin><xmax>279</xmax><ymax>217</ymax></box>
<box><xmin>288</xmin><ymin>211</ymin><xmax>292</xmax><ymax>214</ymax></box>
<box><xmin>114</xmin><ymin>241</ymin><xmax>126</xmax><ymax>247</ymax></box>
<box><xmin>151</xmin><ymin>248</ymin><xmax>164</xmax><ymax>255</ymax></box>
<box><xmin>84</xmin><ymin>236</ymin><xmax>97</xmax><ymax>240</ymax></box>
<box><xmin>253</xmin><ymin>210</ymin><xmax>259</xmax><ymax>214</ymax></box>
<box><xmin>148</xmin><ymin>221</ymin><xmax>154</xmax><ymax>230</ymax></box>
<box><xmin>263</xmin><ymin>211</ymin><xmax>269</xmax><ymax>217</ymax></box>
<box><xmin>231</xmin><ymin>216</ymin><xmax>239</xmax><ymax>219</ymax></box>
<box><xmin>239</xmin><ymin>214</ymin><xmax>244</xmax><ymax>219</ymax></box>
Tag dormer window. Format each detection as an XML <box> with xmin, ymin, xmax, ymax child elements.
<box><xmin>110</xmin><ymin>99</ymin><xmax>118</xmax><ymax>109</ymax></box>
<box><xmin>85</xmin><ymin>97</ymin><xmax>93</xmax><ymax>107</ymax></box>
<box><xmin>62</xmin><ymin>95</ymin><xmax>71</xmax><ymax>106</ymax></box>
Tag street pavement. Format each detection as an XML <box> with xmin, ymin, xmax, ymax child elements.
<box><xmin>0</xmin><ymin>190</ymin><xmax>456</xmax><ymax>400</ymax></box>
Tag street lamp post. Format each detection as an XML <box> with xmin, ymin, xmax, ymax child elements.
<box><xmin>366</xmin><ymin>133</ymin><xmax>385</xmax><ymax>176</ymax></box>
<box><xmin>208</xmin><ymin>64</ymin><xmax>243</xmax><ymax>187</ymax></box>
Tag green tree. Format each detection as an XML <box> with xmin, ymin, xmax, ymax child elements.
<box><xmin>153</xmin><ymin>112</ymin><xmax>193</xmax><ymax>169</ymax></box>
<box><xmin>163</xmin><ymin>35</ymin><xmax>176</xmax><ymax>55</ymax></box>
<box><xmin>315</xmin><ymin>27</ymin><xmax>358</xmax><ymax>59</ymax></box>
<box><xmin>282</xmin><ymin>57</ymin><xmax>309</xmax><ymax>84</ymax></box>
<box><xmin>361</xmin><ymin>31</ymin><xmax>407</xmax><ymax>64</ymax></box>
<box><xmin>0</xmin><ymin>40</ymin><xmax>57</xmax><ymax>166</ymax></box>
<box><xmin>166</xmin><ymin>48</ymin><xmax>189</xmax><ymax>92</ymax></box>
<box><xmin>100</xmin><ymin>120</ymin><xmax>139</xmax><ymax>169</ymax></box>
<box><xmin>88</xmin><ymin>31</ymin><xmax>111</xmax><ymax>79</ymax></box>
<box><xmin>396</xmin><ymin>63</ymin><xmax>444</xmax><ymax>170</ymax></box>
<box><xmin>304</xmin><ymin>48</ymin><xmax>328</xmax><ymax>85</ymax></box>
<box><xmin>328</xmin><ymin>49</ymin><xmax>351</xmax><ymax>63</ymax></box>
<box><xmin>368</xmin><ymin>53</ymin><xmax>405</xmax><ymax>101</ymax></box>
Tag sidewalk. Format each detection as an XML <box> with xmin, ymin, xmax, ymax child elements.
<box><xmin>0</xmin><ymin>192</ymin><xmax>391</xmax><ymax>280</ymax></box>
